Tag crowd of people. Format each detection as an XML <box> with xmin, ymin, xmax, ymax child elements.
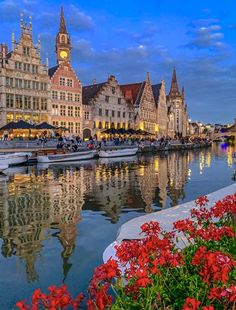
<box><xmin>52</xmin><ymin>133</ymin><xmax>211</xmax><ymax>151</ymax></box>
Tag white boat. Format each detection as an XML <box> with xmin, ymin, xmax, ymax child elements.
<box><xmin>0</xmin><ymin>152</ymin><xmax>32</xmax><ymax>166</ymax></box>
<box><xmin>37</xmin><ymin>150</ymin><xmax>95</xmax><ymax>163</ymax></box>
<box><xmin>0</xmin><ymin>164</ymin><xmax>8</xmax><ymax>173</ymax></box>
<box><xmin>98</xmin><ymin>147</ymin><xmax>138</xmax><ymax>158</ymax></box>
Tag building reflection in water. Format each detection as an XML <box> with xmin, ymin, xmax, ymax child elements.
<box><xmin>0</xmin><ymin>144</ymin><xmax>234</xmax><ymax>283</ymax></box>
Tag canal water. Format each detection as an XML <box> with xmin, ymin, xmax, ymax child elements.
<box><xmin>0</xmin><ymin>143</ymin><xmax>235</xmax><ymax>308</ymax></box>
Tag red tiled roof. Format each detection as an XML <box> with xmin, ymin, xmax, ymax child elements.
<box><xmin>120</xmin><ymin>82</ymin><xmax>145</xmax><ymax>105</ymax></box>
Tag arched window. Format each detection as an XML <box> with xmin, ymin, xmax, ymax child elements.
<box><xmin>61</xmin><ymin>35</ymin><xmax>65</xmax><ymax>43</ymax></box>
<box><xmin>99</xmin><ymin>121</ymin><xmax>102</xmax><ymax>129</ymax></box>
<box><xmin>111</xmin><ymin>122</ymin><xmax>115</xmax><ymax>128</ymax></box>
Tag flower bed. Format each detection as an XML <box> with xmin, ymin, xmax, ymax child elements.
<box><xmin>16</xmin><ymin>193</ymin><xmax>236</xmax><ymax>309</ymax></box>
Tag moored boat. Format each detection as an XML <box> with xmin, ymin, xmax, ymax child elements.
<box><xmin>0</xmin><ymin>164</ymin><xmax>8</xmax><ymax>173</ymax></box>
<box><xmin>0</xmin><ymin>152</ymin><xmax>32</xmax><ymax>166</ymax></box>
<box><xmin>37</xmin><ymin>150</ymin><xmax>95</xmax><ymax>163</ymax></box>
<box><xmin>98</xmin><ymin>147</ymin><xmax>138</xmax><ymax>158</ymax></box>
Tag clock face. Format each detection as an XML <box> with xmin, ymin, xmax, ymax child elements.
<box><xmin>60</xmin><ymin>50</ymin><xmax>68</xmax><ymax>59</ymax></box>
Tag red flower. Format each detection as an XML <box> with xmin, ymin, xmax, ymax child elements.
<box><xmin>195</xmin><ymin>195</ymin><xmax>209</xmax><ymax>207</ymax></box>
<box><xmin>202</xmin><ymin>306</ymin><xmax>214</xmax><ymax>310</ymax></box>
<box><xmin>16</xmin><ymin>300</ymin><xmax>29</xmax><ymax>310</ymax></box>
<box><xmin>182</xmin><ymin>297</ymin><xmax>201</xmax><ymax>309</ymax></box>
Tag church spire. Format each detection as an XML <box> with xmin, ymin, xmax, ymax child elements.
<box><xmin>169</xmin><ymin>67</ymin><xmax>180</xmax><ymax>96</ymax></box>
<box><xmin>60</xmin><ymin>6</ymin><xmax>67</xmax><ymax>34</ymax></box>
<box><xmin>56</xmin><ymin>7</ymin><xmax>71</xmax><ymax>64</ymax></box>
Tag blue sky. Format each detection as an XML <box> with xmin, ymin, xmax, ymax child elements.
<box><xmin>0</xmin><ymin>0</ymin><xmax>236</xmax><ymax>124</ymax></box>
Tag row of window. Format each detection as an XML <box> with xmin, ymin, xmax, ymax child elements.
<box><xmin>141</xmin><ymin>111</ymin><xmax>156</xmax><ymax>121</ymax></box>
<box><xmin>59</xmin><ymin>77</ymin><xmax>73</xmax><ymax>87</ymax></box>
<box><xmin>52</xmin><ymin>91</ymin><xmax>80</xmax><ymax>102</ymax></box>
<box><xmin>15</xmin><ymin>61</ymin><xmax>39</xmax><ymax>74</ymax></box>
<box><xmin>94</xmin><ymin>122</ymin><xmax>130</xmax><ymax>130</ymax></box>
<box><xmin>6</xmin><ymin>78</ymin><xmax>47</xmax><ymax>91</ymax></box>
<box><xmin>98</xmin><ymin>108</ymin><xmax>133</xmax><ymax>119</ymax></box>
<box><xmin>52</xmin><ymin>121</ymin><xmax>81</xmax><ymax>134</ymax></box>
<box><xmin>104</xmin><ymin>96</ymin><xmax>121</xmax><ymax>104</ymax></box>
<box><xmin>6</xmin><ymin>94</ymin><xmax>48</xmax><ymax>111</ymax></box>
<box><xmin>52</xmin><ymin>104</ymin><xmax>81</xmax><ymax>117</ymax></box>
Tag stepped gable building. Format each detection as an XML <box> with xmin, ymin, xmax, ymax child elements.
<box><xmin>166</xmin><ymin>67</ymin><xmax>188</xmax><ymax>137</ymax></box>
<box><xmin>82</xmin><ymin>75</ymin><xmax>134</xmax><ymax>139</ymax></box>
<box><xmin>152</xmin><ymin>80</ymin><xmax>168</xmax><ymax>137</ymax></box>
<box><xmin>0</xmin><ymin>16</ymin><xmax>50</xmax><ymax>127</ymax></box>
<box><xmin>49</xmin><ymin>7</ymin><xmax>83</xmax><ymax>136</ymax></box>
<box><xmin>121</xmin><ymin>73</ymin><xmax>158</xmax><ymax>135</ymax></box>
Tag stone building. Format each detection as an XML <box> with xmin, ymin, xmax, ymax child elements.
<box><xmin>152</xmin><ymin>80</ymin><xmax>168</xmax><ymax>137</ymax></box>
<box><xmin>166</xmin><ymin>68</ymin><xmax>188</xmax><ymax>137</ymax></box>
<box><xmin>83</xmin><ymin>75</ymin><xmax>134</xmax><ymax>139</ymax></box>
<box><xmin>121</xmin><ymin>73</ymin><xmax>158</xmax><ymax>135</ymax></box>
<box><xmin>49</xmin><ymin>8</ymin><xmax>83</xmax><ymax>135</ymax></box>
<box><xmin>0</xmin><ymin>16</ymin><xmax>50</xmax><ymax>127</ymax></box>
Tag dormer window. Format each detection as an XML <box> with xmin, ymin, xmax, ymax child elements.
<box><xmin>111</xmin><ymin>87</ymin><xmax>115</xmax><ymax>94</ymax></box>
<box><xmin>23</xmin><ymin>46</ymin><xmax>30</xmax><ymax>56</ymax></box>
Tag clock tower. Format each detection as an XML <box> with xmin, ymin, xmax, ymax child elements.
<box><xmin>56</xmin><ymin>7</ymin><xmax>71</xmax><ymax>64</ymax></box>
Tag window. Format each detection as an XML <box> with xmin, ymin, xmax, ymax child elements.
<box><xmin>111</xmin><ymin>122</ymin><xmax>115</xmax><ymax>128</ymax></box>
<box><xmin>105</xmin><ymin>96</ymin><xmax>109</xmax><ymax>103</ymax></box>
<box><xmin>15</xmin><ymin>61</ymin><xmax>22</xmax><ymax>70</ymax></box>
<box><xmin>67</xmin><ymin>93</ymin><xmax>73</xmax><ymax>101</ymax></box>
<box><xmin>53</xmin><ymin>121</ymin><xmax>59</xmax><ymax>127</ymax></box>
<box><xmin>117</xmin><ymin>111</ymin><xmax>120</xmax><ymax>118</ymax></box>
<box><xmin>23</xmin><ymin>46</ymin><xmax>30</xmax><ymax>55</ymax></box>
<box><xmin>123</xmin><ymin>123</ymin><xmax>126</xmax><ymax>129</ymax></box>
<box><xmin>61</xmin><ymin>121</ymin><xmax>66</xmax><ymax>127</ymax></box>
<box><xmin>68</xmin><ymin>122</ymin><xmax>73</xmax><ymax>133</ymax></box>
<box><xmin>6</xmin><ymin>94</ymin><xmax>14</xmax><ymax>108</ymax></box>
<box><xmin>41</xmin><ymin>83</ymin><xmax>47</xmax><ymax>91</ymax></box>
<box><xmin>41</xmin><ymin>98</ymin><xmax>47</xmax><ymax>111</ymax></box>
<box><xmin>123</xmin><ymin>112</ymin><xmax>126</xmax><ymax>118</ymax></box>
<box><xmin>105</xmin><ymin>122</ymin><xmax>109</xmax><ymax>129</ymax></box>
<box><xmin>33</xmin><ymin>81</ymin><xmax>39</xmax><ymax>90</ymax></box>
<box><xmin>75</xmin><ymin>122</ymin><xmax>80</xmax><ymax>134</ymax></box>
<box><xmin>52</xmin><ymin>91</ymin><xmax>58</xmax><ymax>100</ymax></box>
<box><xmin>129</xmin><ymin>112</ymin><xmax>132</xmax><ymax>119</ymax></box>
<box><xmin>6</xmin><ymin>77</ymin><xmax>13</xmax><ymax>87</ymax></box>
<box><xmin>84</xmin><ymin>111</ymin><xmax>89</xmax><ymax>120</ymax></box>
<box><xmin>15</xmin><ymin>79</ymin><xmax>22</xmax><ymax>88</ymax></box>
<box><xmin>118</xmin><ymin>98</ymin><xmax>121</xmax><ymax>104</ymax></box>
<box><xmin>105</xmin><ymin>109</ymin><xmax>109</xmax><ymax>117</ymax></box>
<box><xmin>24</xmin><ymin>96</ymin><xmax>31</xmax><ymax>109</ymax></box>
<box><xmin>74</xmin><ymin>94</ymin><xmax>80</xmax><ymax>102</ymax></box>
<box><xmin>99</xmin><ymin>121</ymin><xmax>102</xmax><ymax>129</ymax></box>
<box><xmin>60</xmin><ymin>92</ymin><xmax>66</xmax><ymax>100</ymax></box>
<box><xmin>24</xmin><ymin>80</ymin><xmax>31</xmax><ymax>89</ymax></box>
<box><xmin>60</xmin><ymin>105</ymin><xmax>66</xmax><ymax>116</ymax></box>
<box><xmin>117</xmin><ymin>123</ymin><xmax>120</xmax><ymax>129</ymax></box>
<box><xmin>59</xmin><ymin>77</ymin><xmax>65</xmax><ymax>86</ymax></box>
<box><xmin>15</xmin><ymin>95</ymin><xmax>23</xmax><ymax>109</ymax></box>
<box><xmin>23</xmin><ymin>63</ymin><xmax>30</xmax><ymax>72</ymax></box>
<box><xmin>75</xmin><ymin>107</ymin><xmax>80</xmax><ymax>117</ymax></box>
<box><xmin>32</xmin><ymin>65</ymin><xmax>38</xmax><ymax>74</ymax></box>
<box><xmin>67</xmin><ymin>79</ymin><xmax>73</xmax><ymax>87</ymax></box>
<box><xmin>33</xmin><ymin>97</ymin><xmax>39</xmax><ymax>110</ymax></box>
<box><xmin>111</xmin><ymin>87</ymin><xmax>115</xmax><ymax>94</ymax></box>
<box><xmin>112</xmin><ymin>110</ymin><xmax>115</xmax><ymax>117</ymax></box>
<box><xmin>99</xmin><ymin>108</ymin><xmax>102</xmax><ymax>116</ymax></box>
<box><xmin>52</xmin><ymin>104</ymin><xmax>58</xmax><ymax>115</ymax></box>
<box><xmin>68</xmin><ymin>106</ymin><xmax>73</xmax><ymax>117</ymax></box>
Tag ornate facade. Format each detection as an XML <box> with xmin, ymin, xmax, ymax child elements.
<box><xmin>49</xmin><ymin>8</ymin><xmax>83</xmax><ymax>135</ymax></box>
<box><xmin>83</xmin><ymin>75</ymin><xmax>134</xmax><ymax>138</ymax></box>
<box><xmin>166</xmin><ymin>68</ymin><xmax>188</xmax><ymax>137</ymax></box>
<box><xmin>0</xmin><ymin>16</ymin><xmax>50</xmax><ymax>126</ymax></box>
<box><xmin>121</xmin><ymin>73</ymin><xmax>158</xmax><ymax>135</ymax></box>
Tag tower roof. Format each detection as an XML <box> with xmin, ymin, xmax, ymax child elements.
<box><xmin>59</xmin><ymin>6</ymin><xmax>67</xmax><ymax>33</ymax></box>
<box><xmin>169</xmin><ymin>67</ymin><xmax>180</xmax><ymax>96</ymax></box>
